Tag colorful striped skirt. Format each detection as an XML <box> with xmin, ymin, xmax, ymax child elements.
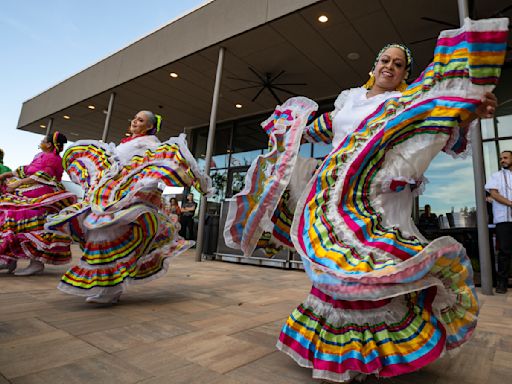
<box><xmin>0</xmin><ymin>185</ymin><xmax>76</xmax><ymax>265</ymax></box>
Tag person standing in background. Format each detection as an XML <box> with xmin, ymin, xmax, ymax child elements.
<box><xmin>419</xmin><ymin>204</ymin><xmax>439</xmax><ymax>231</ymax></box>
<box><xmin>180</xmin><ymin>193</ymin><xmax>197</xmax><ymax>240</ymax></box>
<box><xmin>485</xmin><ymin>150</ymin><xmax>512</xmax><ymax>294</ymax></box>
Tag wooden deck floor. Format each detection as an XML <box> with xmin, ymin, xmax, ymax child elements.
<box><xmin>1</xmin><ymin>248</ymin><xmax>510</xmax><ymax>383</ymax></box>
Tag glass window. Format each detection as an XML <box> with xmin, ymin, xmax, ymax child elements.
<box><xmin>193</xmin><ymin>123</ymin><xmax>232</xmax><ymax>170</ymax></box>
<box><xmin>227</xmin><ymin>168</ymin><xmax>248</xmax><ymax>197</ymax></box>
<box><xmin>195</xmin><ymin>154</ymin><xmax>228</xmax><ymax>171</ymax></box>
<box><xmin>497</xmin><ymin>115</ymin><xmax>512</xmax><ymax>138</ymax></box>
<box><xmin>481</xmin><ymin>118</ymin><xmax>495</xmax><ymax>140</ymax></box>
<box><xmin>499</xmin><ymin>139</ymin><xmax>512</xmax><ymax>154</ymax></box>
<box><xmin>313</xmin><ymin>142</ymin><xmax>332</xmax><ymax>159</ymax></box>
<box><xmin>208</xmin><ymin>169</ymin><xmax>228</xmax><ymax>203</ymax></box>
<box><xmin>193</xmin><ymin>128</ymin><xmax>207</xmax><ymax>159</ymax></box>
<box><xmin>483</xmin><ymin>141</ymin><xmax>499</xmax><ymax>180</ymax></box>
<box><xmin>211</xmin><ymin>154</ymin><xmax>229</xmax><ymax>169</ymax></box>
<box><xmin>232</xmin><ymin>118</ymin><xmax>268</xmax><ymax>153</ymax></box>
<box><xmin>420</xmin><ymin>152</ymin><xmax>475</xmax><ymax>217</ymax></box>
<box><xmin>230</xmin><ymin>149</ymin><xmax>262</xmax><ymax>167</ymax></box>
<box><xmin>299</xmin><ymin>143</ymin><xmax>312</xmax><ymax>158</ymax></box>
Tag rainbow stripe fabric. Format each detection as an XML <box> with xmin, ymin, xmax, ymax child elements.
<box><xmin>224</xmin><ymin>97</ymin><xmax>318</xmax><ymax>256</ymax></box>
<box><xmin>48</xmin><ymin>134</ymin><xmax>211</xmax><ymax>297</ymax></box>
<box><xmin>276</xmin><ymin>17</ymin><xmax>508</xmax><ymax>381</ymax></box>
<box><xmin>0</xmin><ymin>169</ymin><xmax>76</xmax><ymax>265</ymax></box>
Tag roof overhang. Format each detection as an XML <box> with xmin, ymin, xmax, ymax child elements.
<box><xmin>17</xmin><ymin>0</ymin><xmax>512</xmax><ymax>143</ymax></box>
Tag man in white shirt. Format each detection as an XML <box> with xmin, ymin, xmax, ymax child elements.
<box><xmin>485</xmin><ymin>150</ymin><xmax>512</xmax><ymax>294</ymax></box>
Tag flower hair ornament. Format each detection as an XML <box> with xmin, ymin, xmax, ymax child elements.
<box><xmin>155</xmin><ymin>114</ymin><xmax>162</xmax><ymax>133</ymax></box>
<box><xmin>148</xmin><ymin>113</ymin><xmax>163</xmax><ymax>135</ymax></box>
<box><xmin>363</xmin><ymin>43</ymin><xmax>413</xmax><ymax>92</ymax></box>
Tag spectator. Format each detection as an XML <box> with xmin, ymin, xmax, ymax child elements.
<box><xmin>180</xmin><ymin>193</ymin><xmax>197</xmax><ymax>240</ymax></box>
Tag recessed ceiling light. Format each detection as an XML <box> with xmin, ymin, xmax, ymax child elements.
<box><xmin>88</xmin><ymin>105</ymin><xmax>95</xmax><ymax>110</ymax></box>
<box><xmin>235</xmin><ymin>104</ymin><xmax>243</xmax><ymax>109</ymax></box>
<box><xmin>40</xmin><ymin>124</ymin><xmax>46</xmax><ymax>128</ymax></box>
<box><xmin>63</xmin><ymin>115</ymin><xmax>70</xmax><ymax>119</ymax></box>
<box><xmin>318</xmin><ymin>15</ymin><xmax>328</xmax><ymax>23</ymax></box>
<box><xmin>347</xmin><ymin>52</ymin><xmax>360</xmax><ymax>60</ymax></box>
<box><xmin>170</xmin><ymin>72</ymin><xmax>178</xmax><ymax>78</ymax></box>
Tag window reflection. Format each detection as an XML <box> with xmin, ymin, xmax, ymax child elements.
<box><xmin>481</xmin><ymin>118</ymin><xmax>495</xmax><ymax>140</ymax></box>
<box><xmin>483</xmin><ymin>141</ymin><xmax>499</xmax><ymax>179</ymax></box>
<box><xmin>497</xmin><ymin>115</ymin><xmax>512</xmax><ymax>138</ymax></box>
<box><xmin>209</xmin><ymin>169</ymin><xmax>227</xmax><ymax>203</ymax></box>
<box><xmin>313</xmin><ymin>142</ymin><xmax>331</xmax><ymax>159</ymax></box>
<box><xmin>228</xmin><ymin>169</ymin><xmax>248</xmax><ymax>197</ymax></box>
<box><xmin>420</xmin><ymin>152</ymin><xmax>475</xmax><ymax>217</ymax></box>
<box><xmin>230</xmin><ymin>150</ymin><xmax>262</xmax><ymax>167</ymax></box>
<box><xmin>299</xmin><ymin>143</ymin><xmax>312</xmax><ymax>158</ymax></box>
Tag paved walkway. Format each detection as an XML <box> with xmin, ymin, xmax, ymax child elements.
<box><xmin>0</xmin><ymin>248</ymin><xmax>511</xmax><ymax>383</ymax></box>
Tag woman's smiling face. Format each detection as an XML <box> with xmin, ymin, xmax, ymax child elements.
<box><xmin>129</xmin><ymin>111</ymin><xmax>153</xmax><ymax>135</ymax></box>
<box><xmin>372</xmin><ymin>47</ymin><xmax>407</xmax><ymax>92</ymax></box>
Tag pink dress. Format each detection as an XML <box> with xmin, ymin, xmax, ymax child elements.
<box><xmin>0</xmin><ymin>151</ymin><xmax>76</xmax><ymax>264</ymax></box>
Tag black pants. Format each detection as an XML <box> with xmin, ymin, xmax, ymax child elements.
<box><xmin>180</xmin><ymin>215</ymin><xmax>195</xmax><ymax>240</ymax></box>
<box><xmin>495</xmin><ymin>222</ymin><xmax>512</xmax><ymax>285</ymax></box>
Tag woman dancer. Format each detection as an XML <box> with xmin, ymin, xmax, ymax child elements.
<box><xmin>225</xmin><ymin>18</ymin><xmax>507</xmax><ymax>382</ymax></box>
<box><xmin>0</xmin><ymin>132</ymin><xmax>76</xmax><ymax>275</ymax></box>
<box><xmin>47</xmin><ymin>111</ymin><xmax>211</xmax><ymax>304</ymax></box>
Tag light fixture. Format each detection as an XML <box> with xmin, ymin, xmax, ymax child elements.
<box><xmin>235</xmin><ymin>104</ymin><xmax>243</xmax><ymax>109</ymax></box>
<box><xmin>347</xmin><ymin>52</ymin><xmax>360</xmax><ymax>60</ymax></box>
<box><xmin>88</xmin><ymin>105</ymin><xmax>96</xmax><ymax>110</ymax></box>
<box><xmin>318</xmin><ymin>15</ymin><xmax>328</xmax><ymax>23</ymax></box>
<box><xmin>40</xmin><ymin>124</ymin><xmax>46</xmax><ymax>128</ymax></box>
<box><xmin>63</xmin><ymin>115</ymin><xmax>70</xmax><ymax>120</ymax></box>
<box><xmin>170</xmin><ymin>72</ymin><xmax>178</xmax><ymax>78</ymax></box>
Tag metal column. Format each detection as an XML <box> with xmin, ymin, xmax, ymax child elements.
<box><xmin>195</xmin><ymin>46</ymin><xmax>225</xmax><ymax>262</ymax></box>
<box><xmin>101</xmin><ymin>92</ymin><xmax>116</xmax><ymax>142</ymax></box>
<box><xmin>458</xmin><ymin>0</ymin><xmax>493</xmax><ymax>294</ymax></box>
<box><xmin>45</xmin><ymin>117</ymin><xmax>53</xmax><ymax>137</ymax></box>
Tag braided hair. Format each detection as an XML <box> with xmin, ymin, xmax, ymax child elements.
<box><xmin>46</xmin><ymin>131</ymin><xmax>68</xmax><ymax>153</ymax></box>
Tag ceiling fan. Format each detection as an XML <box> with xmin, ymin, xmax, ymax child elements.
<box><xmin>409</xmin><ymin>1</ymin><xmax>512</xmax><ymax>45</ymax></box>
<box><xmin>228</xmin><ymin>67</ymin><xmax>306</xmax><ymax>104</ymax></box>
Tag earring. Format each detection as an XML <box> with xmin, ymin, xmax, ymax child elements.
<box><xmin>363</xmin><ymin>72</ymin><xmax>375</xmax><ymax>89</ymax></box>
<box><xmin>396</xmin><ymin>81</ymin><xmax>408</xmax><ymax>92</ymax></box>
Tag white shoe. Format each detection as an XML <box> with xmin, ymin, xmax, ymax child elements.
<box><xmin>14</xmin><ymin>260</ymin><xmax>44</xmax><ymax>276</ymax></box>
<box><xmin>0</xmin><ymin>260</ymin><xmax>17</xmax><ymax>273</ymax></box>
<box><xmin>85</xmin><ymin>291</ymin><xmax>122</xmax><ymax>304</ymax></box>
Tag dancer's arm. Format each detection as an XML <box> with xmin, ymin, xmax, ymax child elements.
<box><xmin>0</xmin><ymin>171</ymin><xmax>13</xmax><ymax>182</ymax></box>
<box><xmin>302</xmin><ymin>112</ymin><xmax>334</xmax><ymax>144</ymax></box>
<box><xmin>302</xmin><ymin>89</ymin><xmax>350</xmax><ymax>144</ymax></box>
<box><xmin>461</xmin><ymin>92</ymin><xmax>497</xmax><ymax>126</ymax></box>
<box><xmin>5</xmin><ymin>177</ymin><xmax>37</xmax><ymax>192</ymax></box>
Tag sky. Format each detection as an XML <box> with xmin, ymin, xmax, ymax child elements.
<box><xmin>0</xmin><ymin>0</ymin><xmax>479</xmax><ymax>214</ymax></box>
<box><xmin>0</xmin><ymin>0</ymin><xmax>206</xmax><ymax>169</ymax></box>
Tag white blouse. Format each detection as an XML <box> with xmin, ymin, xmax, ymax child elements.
<box><xmin>331</xmin><ymin>87</ymin><xmax>401</xmax><ymax>149</ymax></box>
<box><xmin>115</xmin><ymin>135</ymin><xmax>161</xmax><ymax>165</ymax></box>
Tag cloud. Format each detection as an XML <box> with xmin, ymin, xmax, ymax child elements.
<box><xmin>420</xmin><ymin>153</ymin><xmax>476</xmax><ymax>212</ymax></box>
